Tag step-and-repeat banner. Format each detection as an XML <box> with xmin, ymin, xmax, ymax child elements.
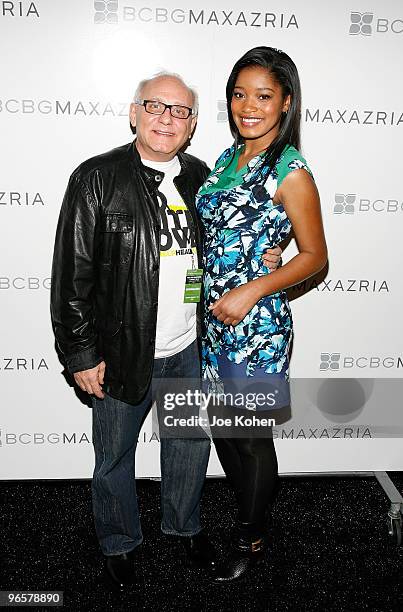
<box><xmin>1</xmin><ymin>0</ymin><xmax>402</xmax><ymax>478</ymax></box>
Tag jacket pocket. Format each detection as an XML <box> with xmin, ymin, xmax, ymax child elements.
<box><xmin>100</xmin><ymin>212</ymin><xmax>133</xmax><ymax>265</ymax></box>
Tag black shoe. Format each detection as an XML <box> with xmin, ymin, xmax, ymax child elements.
<box><xmin>212</xmin><ymin>524</ymin><xmax>266</xmax><ymax>584</ymax></box>
<box><xmin>103</xmin><ymin>549</ymin><xmax>137</xmax><ymax>589</ymax></box>
<box><xmin>212</xmin><ymin>547</ymin><xmax>264</xmax><ymax>583</ymax></box>
<box><xmin>180</xmin><ymin>531</ymin><xmax>217</xmax><ymax>568</ymax></box>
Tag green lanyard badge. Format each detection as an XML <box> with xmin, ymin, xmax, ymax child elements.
<box><xmin>184</xmin><ymin>251</ymin><xmax>203</xmax><ymax>303</ymax></box>
<box><xmin>184</xmin><ymin>268</ymin><xmax>203</xmax><ymax>303</ymax></box>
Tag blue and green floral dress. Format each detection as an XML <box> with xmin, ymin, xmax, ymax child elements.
<box><xmin>196</xmin><ymin>143</ymin><xmax>312</xmax><ymax>387</ymax></box>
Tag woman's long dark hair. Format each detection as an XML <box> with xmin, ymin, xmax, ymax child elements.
<box><xmin>226</xmin><ymin>46</ymin><xmax>301</xmax><ymax>176</ymax></box>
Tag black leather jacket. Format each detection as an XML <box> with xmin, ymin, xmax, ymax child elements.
<box><xmin>51</xmin><ymin>141</ymin><xmax>210</xmax><ymax>404</ymax></box>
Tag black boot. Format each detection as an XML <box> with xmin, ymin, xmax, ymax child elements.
<box><xmin>180</xmin><ymin>530</ymin><xmax>217</xmax><ymax>568</ymax></box>
<box><xmin>103</xmin><ymin>548</ymin><xmax>138</xmax><ymax>590</ymax></box>
<box><xmin>211</xmin><ymin>522</ymin><xmax>266</xmax><ymax>584</ymax></box>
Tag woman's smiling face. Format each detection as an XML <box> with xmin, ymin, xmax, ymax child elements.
<box><xmin>230</xmin><ymin>65</ymin><xmax>290</xmax><ymax>149</ymax></box>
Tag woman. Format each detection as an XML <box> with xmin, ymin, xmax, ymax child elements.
<box><xmin>196</xmin><ymin>46</ymin><xmax>327</xmax><ymax>582</ymax></box>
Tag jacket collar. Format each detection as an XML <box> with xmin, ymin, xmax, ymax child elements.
<box><xmin>129</xmin><ymin>141</ymin><xmax>162</xmax><ymax>191</ymax></box>
<box><xmin>128</xmin><ymin>139</ymin><xmax>194</xmax><ymax>188</ymax></box>
<box><xmin>126</xmin><ymin>140</ymin><xmax>199</xmax><ymax>214</ymax></box>
<box><xmin>129</xmin><ymin>139</ymin><xmax>190</xmax><ymax>190</ymax></box>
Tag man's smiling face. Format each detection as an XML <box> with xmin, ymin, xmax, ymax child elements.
<box><xmin>130</xmin><ymin>76</ymin><xmax>197</xmax><ymax>162</ymax></box>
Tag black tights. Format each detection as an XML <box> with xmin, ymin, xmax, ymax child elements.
<box><xmin>212</xmin><ymin>430</ymin><xmax>278</xmax><ymax>527</ymax></box>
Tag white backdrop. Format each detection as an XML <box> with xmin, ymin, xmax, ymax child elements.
<box><xmin>1</xmin><ymin>0</ymin><xmax>402</xmax><ymax>479</ymax></box>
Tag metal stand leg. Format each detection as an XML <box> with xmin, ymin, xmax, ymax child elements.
<box><xmin>374</xmin><ymin>471</ymin><xmax>403</xmax><ymax>546</ymax></box>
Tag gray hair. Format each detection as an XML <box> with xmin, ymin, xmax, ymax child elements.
<box><xmin>134</xmin><ymin>71</ymin><xmax>199</xmax><ymax>116</ymax></box>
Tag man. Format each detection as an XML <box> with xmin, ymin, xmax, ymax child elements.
<box><xmin>51</xmin><ymin>72</ymin><xmax>280</xmax><ymax>588</ymax></box>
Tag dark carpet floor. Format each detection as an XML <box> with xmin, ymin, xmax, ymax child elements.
<box><xmin>1</xmin><ymin>474</ymin><xmax>403</xmax><ymax>612</ymax></box>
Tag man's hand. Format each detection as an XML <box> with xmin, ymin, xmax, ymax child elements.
<box><xmin>74</xmin><ymin>362</ymin><xmax>106</xmax><ymax>399</ymax></box>
<box><xmin>262</xmin><ymin>245</ymin><xmax>282</xmax><ymax>270</ymax></box>
<box><xmin>209</xmin><ymin>284</ymin><xmax>261</xmax><ymax>326</ymax></box>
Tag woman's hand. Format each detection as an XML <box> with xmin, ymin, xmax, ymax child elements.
<box><xmin>262</xmin><ymin>244</ymin><xmax>282</xmax><ymax>270</ymax></box>
<box><xmin>209</xmin><ymin>284</ymin><xmax>262</xmax><ymax>326</ymax></box>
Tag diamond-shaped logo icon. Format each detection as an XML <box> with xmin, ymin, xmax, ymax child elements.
<box><xmin>349</xmin><ymin>12</ymin><xmax>373</xmax><ymax>36</ymax></box>
<box><xmin>334</xmin><ymin>193</ymin><xmax>356</xmax><ymax>214</ymax></box>
<box><xmin>94</xmin><ymin>0</ymin><xmax>118</xmax><ymax>24</ymax></box>
<box><xmin>217</xmin><ymin>100</ymin><xmax>228</xmax><ymax>123</ymax></box>
<box><xmin>320</xmin><ymin>353</ymin><xmax>341</xmax><ymax>371</ymax></box>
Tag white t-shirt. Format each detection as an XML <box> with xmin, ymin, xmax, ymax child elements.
<box><xmin>141</xmin><ymin>156</ymin><xmax>197</xmax><ymax>359</ymax></box>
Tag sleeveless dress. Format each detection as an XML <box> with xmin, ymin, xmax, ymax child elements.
<box><xmin>195</xmin><ymin>144</ymin><xmax>312</xmax><ymax>408</ymax></box>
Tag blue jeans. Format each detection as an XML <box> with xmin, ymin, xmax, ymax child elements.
<box><xmin>91</xmin><ymin>340</ymin><xmax>211</xmax><ymax>556</ymax></box>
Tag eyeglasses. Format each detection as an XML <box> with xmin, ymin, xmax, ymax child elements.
<box><xmin>135</xmin><ymin>99</ymin><xmax>193</xmax><ymax>119</ymax></box>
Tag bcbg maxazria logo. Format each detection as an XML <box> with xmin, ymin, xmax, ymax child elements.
<box><xmin>333</xmin><ymin>193</ymin><xmax>403</xmax><ymax>214</ymax></box>
<box><xmin>0</xmin><ymin>430</ymin><xmax>91</xmax><ymax>446</ymax></box>
<box><xmin>95</xmin><ymin>4</ymin><xmax>298</xmax><ymax>28</ymax></box>
<box><xmin>0</xmin><ymin>99</ymin><xmax>129</xmax><ymax>116</ymax></box>
<box><xmin>348</xmin><ymin>11</ymin><xmax>403</xmax><ymax>35</ymax></box>
<box><xmin>0</xmin><ymin>1</ymin><xmax>39</xmax><ymax>17</ymax></box>
<box><xmin>0</xmin><ymin>357</ymin><xmax>49</xmax><ymax>371</ymax></box>
<box><xmin>320</xmin><ymin>354</ymin><xmax>403</xmax><ymax>371</ymax></box>
<box><xmin>0</xmin><ymin>191</ymin><xmax>44</xmax><ymax>206</ymax></box>
<box><xmin>289</xmin><ymin>278</ymin><xmax>389</xmax><ymax>294</ymax></box>
<box><xmin>94</xmin><ymin>0</ymin><xmax>118</xmax><ymax>24</ymax></box>
<box><xmin>349</xmin><ymin>12</ymin><xmax>373</xmax><ymax>36</ymax></box>
<box><xmin>0</xmin><ymin>277</ymin><xmax>50</xmax><ymax>290</ymax></box>
<box><xmin>305</xmin><ymin>108</ymin><xmax>403</xmax><ymax>125</ymax></box>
